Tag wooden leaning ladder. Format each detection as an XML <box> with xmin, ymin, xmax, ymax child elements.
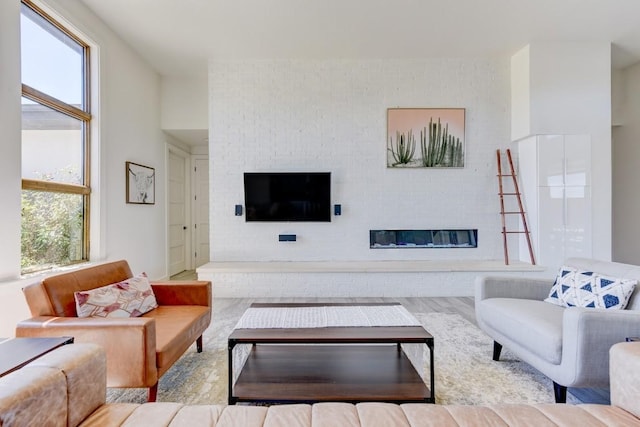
<box><xmin>496</xmin><ymin>149</ymin><xmax>536</xmax><ymax>265</ymax></box>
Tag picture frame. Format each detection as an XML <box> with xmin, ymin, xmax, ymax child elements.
<box><xmin>387</xmin><ymin>108</ymin><xmax>465</xmax><ymax>168</ymax></box>
<box><xmin>126</xmin><ymin>161</ymin><xmax>155</xmax><ymax>204</ymax></box>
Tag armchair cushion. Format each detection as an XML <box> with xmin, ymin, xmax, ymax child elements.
<box><xmin>147</xmin><ymin>305</ymin><xmax>211</xmax><ymax>375</ymax></box>
<box><xmin>75</xmin><ymin>273</ymin><xmax>158</xmax><ymax>318</ymax></box>
<box><xmin>478</xmin><ymin>298</ymin><xmax>565</xmax><ymax>364</ymax></box>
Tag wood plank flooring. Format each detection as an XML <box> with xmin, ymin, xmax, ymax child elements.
<box><xmin>171</xmin><ymin>269</ymin><xmax>608</xmax><ymax>404</ymax></box>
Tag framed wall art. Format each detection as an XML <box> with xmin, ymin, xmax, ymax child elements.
<box><xmin>387</xmin><ymin>108</ymin><xmax>465</xmax><ymax>168</ymax></box>
<box><xmin>126</xmin><ymin>161</ymin><xmax>155</xmax><ymax>204</ymax></box>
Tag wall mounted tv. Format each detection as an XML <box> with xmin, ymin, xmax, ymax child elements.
<box><xmin>244</xmin><ymin>172</ymin><xmax>331</xmax><ymax>222</ymax></box>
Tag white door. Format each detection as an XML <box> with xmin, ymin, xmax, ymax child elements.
<box><xmin>193</xmin><ymin>156</ymin><xmax>210</xmax><ymax>268</ymax></box>
<box><xmin>168</xmin><ymin>150</ymin><xmax>189</xmax><ymax>275</ymax></box>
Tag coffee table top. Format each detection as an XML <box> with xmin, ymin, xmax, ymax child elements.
<box><xmin>229</xmin><ymin>302</ymin><xmax>432</xmax><ymax>344</ymax></box>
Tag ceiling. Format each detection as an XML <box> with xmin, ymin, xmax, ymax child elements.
<box><xmin>77</xmin><ymin>0</ymin><xmax>640</xmax><ymax>147</ymax></box>
<box><xmin>80</xmin><ymin>0</ymin><xmax>640</xmax><ymax>77</ymax></box>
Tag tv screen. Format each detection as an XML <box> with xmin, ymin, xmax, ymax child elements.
<box><xmin>244</xmin><ymin>172</ymin><xmax>331</xmax><ymax>222</ymax></box>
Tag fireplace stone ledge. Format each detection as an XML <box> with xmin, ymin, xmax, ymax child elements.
<box><xmin>197</xmin><ymin>260</ymin><xmax>544</xmax><ymax>274</ymax></box>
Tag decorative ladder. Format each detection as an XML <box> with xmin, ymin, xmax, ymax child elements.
<box><xmin>496</xmin><ymin>149</ymin><xmax>536</xmax><ymax>265</ymax></box>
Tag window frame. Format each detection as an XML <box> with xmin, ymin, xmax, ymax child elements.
<box><xmin>21</xmin><ymin>0</ymin><xmax>92</xmax><ymax>272</ymax></box>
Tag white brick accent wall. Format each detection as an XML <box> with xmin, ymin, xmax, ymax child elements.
<box><xmin>206</xmin><ymin>58</ymin><xmax>525</xmax><ymax>296</ymax></box>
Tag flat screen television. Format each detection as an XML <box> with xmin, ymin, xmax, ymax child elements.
<box><xmin>244</xmin><ymin>172</ymin><xmax>331</xmax><ymax>222</ymax></box>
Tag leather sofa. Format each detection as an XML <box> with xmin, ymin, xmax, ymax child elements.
<box><xmin>1</xmin><ymin>342</ymin><xmax>639</xmax><ymax>426</ymax></box>
<box><xmin>476</xmin><ymin>257</ymin><xmax>640</xmax><ymax>403</ymax></box>
<box><xmin>14</xmin><ymin>260</ymin><xmax>212</xmax><ymax>402</ymax></box>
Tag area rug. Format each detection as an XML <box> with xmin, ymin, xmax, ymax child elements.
<box><xmin>106</xmin><ymin>300</ymin><xmax>578</xmax><ymax>405</ymax></box>
<box><xmin>415</xmin><ymin>312</ymin><xmax>578</xmax><ymax>405</ymax></box>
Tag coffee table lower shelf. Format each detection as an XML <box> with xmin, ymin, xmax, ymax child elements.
<box><xmin>231</xmin><ymin>344</ymin><xmax>431</xmax><ymax>404</ymax></box>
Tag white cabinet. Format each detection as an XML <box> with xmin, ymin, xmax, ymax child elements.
<box><xmin>518</xmin><ymin>135</ymin><xmax>591</xmax><ymax>270</ymax></box>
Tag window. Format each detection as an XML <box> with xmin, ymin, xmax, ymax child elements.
<box><xmin>20</xmin><ymin>0</ymin><xmax>91</xmax><ymax>274</ymax></box>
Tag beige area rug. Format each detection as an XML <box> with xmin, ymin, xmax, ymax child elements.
<box><xmin>416</xmin><ymin>312</ymin><xmax>578</xmax><ymax>405</ymax></box>
<box><xmin>106</xmin><ymin>301</ymin><xmax>579</xmax><ymax>405</ymax></box>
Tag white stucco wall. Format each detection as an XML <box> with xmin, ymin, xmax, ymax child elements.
<box><xmin>0</xmin><ymin>0</ymin><xmax>167</xmax><ymax>337</ymax></box>
<box><xmin>613</xmin><ymin>62</ymin><xmax>640</xmax><ymax>265</ymax></box>
<box><xmin>161</xmin><ymin>74</ymin><xmax>208</xmax><ymax>131</ymax></box>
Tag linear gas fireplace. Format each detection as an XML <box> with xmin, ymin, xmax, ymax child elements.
<box><xmin>370</xmin><ymin>229</ymin><xmax>478</xmax><ymax>249</ymax></box>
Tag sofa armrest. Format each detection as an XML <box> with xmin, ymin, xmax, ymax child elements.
<box><xmin>15</xmin><ymin>316</ymin><xmax>158</xmax><ymax>388</ymax></box>
<box><xmin>610</xmin><ymin>342</ymin><xmax>640</xmax><ymax>418</ymax></box>
<box><xmin>151</xmin><ymin>280</ymin><xmax>211</xmax><ymax>307</ymax></box>
<box><xmin>561</xmin><ymin>308</ymin><xmax>640</xmax><ymax>387</ymax></box>
<box><xmin>475</xmin><ymin>275</ymin><xmax>551</xmax><ymax>302</ymax></box>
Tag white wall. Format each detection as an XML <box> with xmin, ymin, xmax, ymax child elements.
<box><xmin>0</xmin><ymin>0</ymin><xmax>22</xmax><ymax>281</ymax></box>
<box><xmin>206</xmin><ymin>59</ymin><xmax>516</xmax><ymax>296</ymax></box>
<box><xmin>510</xmin><ymin>42</ymin><xmax>612</xmax><ymax>262</ymax></box>
<box><xmin>510</xmin><ymin>45</ymin><xmax>530</xmax><ymax>141</ymax></box>
<box><xmin>528</xmin><ymin>43</ymin><xmax>611</xmax><ymax>137</ymax></box>
<box><xmin>161</xmin><ymin>74</ymin><xmax>208</xmax><ymax>131</ymax></box>
<box><xmin>42</xmin><ymin>0</ymin><xmax>167</xmax><ymax>277</ymax></box>
<box><xmin>0</xmin><ymin>0</ymin><xmax>167</xmax><ymax>337</ymax></box>
<box><xmin>209</xmin><ymin>59</ymin><xmax>511</xmax><ymax>264</ymax></box>
<box><xmin>613</xmin><ymin>62</ymin><xmax>640</xmax><ymax>265</ymax></box>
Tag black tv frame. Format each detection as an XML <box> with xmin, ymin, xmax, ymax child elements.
<box><xmin>243</xmin><ymin>172</ymin><xmax>331</xmax><ymax>222</ymax></box>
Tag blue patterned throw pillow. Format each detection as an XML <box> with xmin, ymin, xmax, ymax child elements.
<box><xmin>569</xmin><ymin>273</ymin><xmax>637</xmax><ymax>309</ymax></box>
<box><xmin>546</xmin><ymin>267</ymin><xmax>637</xmax><ymax>310</ymax></box>
<box><xmin>545</xmin><ymin>266</ymin><xmax>577</xmax><ymax>306</ymax></box>
<box><xmin>556</xmin><ymin>270</ymin><xmax>595</xmax><ymax>308</ymax></box>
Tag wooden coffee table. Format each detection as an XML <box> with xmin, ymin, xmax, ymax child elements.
<box><xmin>228</xmin><ymin>303</ymin><xmax>434</xmax><ymax>404</ymax></box>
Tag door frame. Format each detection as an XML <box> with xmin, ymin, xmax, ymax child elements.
<box><xmin>166</xmin><ymin>143</ymin><xmax>192</xmax><ymax>276</ymax></box>
<box><xmin>191</xmin><ymin>154</ymin><xmax>209</xmax><ymax>268</ymax></box>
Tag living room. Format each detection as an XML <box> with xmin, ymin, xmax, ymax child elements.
<box><xmin>2</xmin><ymin>0</ymin><xmax>640</xmax><ymax>304</ymax></box>
<box><xmin>2</xmin><ymin>0</ymin><xmax>640</xmax><ymax>421</ymax></box>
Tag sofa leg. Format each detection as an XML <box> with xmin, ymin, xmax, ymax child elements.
<box><xmin>196</xmin><ymin>335</ymin><xmax>203</xmax><ymax>353</ymax></box>
<box><xmin>492</xmin><ymin>341</ymin><xmax>503</xmax><ymax>361</ymax></box>
<box><xmin>148</xmin><ymin>383</ymin><xmax>158</xmax><ymax>402</ymax></box>
<box><xmin>553</xmin><ymin>382</ymin><xmax>567</xmax><ymax>403</ymax></box>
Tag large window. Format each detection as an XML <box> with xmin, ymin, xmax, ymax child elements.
<box><xmin>20</xmin><ymin>0</ymin><xmax>91</xmax><ymax>274</ymax></box>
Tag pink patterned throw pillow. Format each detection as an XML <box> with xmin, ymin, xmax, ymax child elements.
<box><xmin>74</xmin><ymin>273</ymin><xmax>158</xmax><ymax>318</ymax></box>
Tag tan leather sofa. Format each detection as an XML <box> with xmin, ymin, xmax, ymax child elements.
<box><xmin>14</xmin><ymin>260</ymin><xmax>212</xmax><ymax>402</ymax></box>
<box><xmin>1</xmin><ymin>342</ymin><xmax>639</xmax><ymax>426</ymax></box>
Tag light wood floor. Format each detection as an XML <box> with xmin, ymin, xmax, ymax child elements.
<box><xmin>170</xmin><ymin>269</ymin><xmax>608</xmax><ymax>404</ymax></box>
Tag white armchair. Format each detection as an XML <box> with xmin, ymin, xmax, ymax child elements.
<box><xmin>475</xmin><ymin>258</ymin><xmax>640</xmax><ymax>402</ymax></box>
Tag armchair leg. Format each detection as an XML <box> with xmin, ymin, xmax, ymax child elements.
<box><xmin>553</xmin><ymin>382</ymin><xmax>567</xmax><ymax>403</ymax></box>
<box><xmin>148</xmin><ymin>383</ymin><xmax>158</xmax><ymax>402</ymax></box>
<box><xmin>492</xmin><ymin>341</ymin><xmax>503</xmax><ymax>361</ymax></box>
<box><xmin>196</xmin><ymin>335</ymin><xmax>203</xmax><ymax>353</ymax></box>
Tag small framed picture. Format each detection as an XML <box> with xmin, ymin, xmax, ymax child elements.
<box><xmin>126</xmin><ymin>161</ymin><xmax>155</xmax><ymax>204</ymax></box>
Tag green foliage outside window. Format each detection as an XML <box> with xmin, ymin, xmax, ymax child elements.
<box><xmin>21</xmin><ymin>190</ymin><xmax>83</xmax><ymax>274</ymax></box>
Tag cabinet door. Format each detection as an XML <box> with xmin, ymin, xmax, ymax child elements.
<box><xmin>536</xmin><ymin>135</ymin><xmax>565</xmax><ymax>187</ymax></box>
<box><xmin>537</xmin><ymin>186</ymin><xmax>566</xmax><ymax>266</ymax></box>
<box><xmin>564</xmin><ymin>135</ymin><xmax>591</xmax><ymax>187</ymax></box>
<box><xmin>564</xmin><ymin>185</ymin><xmax>592</xmax><ymax>259</ymax></box>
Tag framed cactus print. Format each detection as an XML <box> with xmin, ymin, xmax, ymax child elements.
<box><xmin>387</xmin><ymin>108</ymin><xmax>465</xmax><ymax>168</ymax></box>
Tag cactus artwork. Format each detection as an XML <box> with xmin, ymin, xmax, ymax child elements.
<box><xmin>420</xmin><ymin>118</ymin><xmax>464</xmax><ymax>167</ymax></box>
<box><xmin>388</xmin><ymin>129</ymin><xmax>416</xmax><ymax>166</ymax></box>
<box><xmin>387</xmin><ymin>108</ymin><xmax>465</xmax><ymax>168</ymax></box>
